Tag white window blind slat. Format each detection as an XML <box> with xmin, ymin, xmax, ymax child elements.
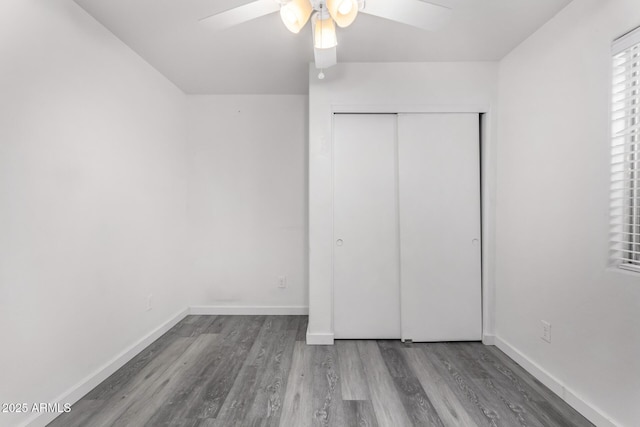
<box><xmin>613</xmin><ymin>141</ymin><xmax>640</xmax><ymax>150</ymax></box>
<box><xmin>610</xmin><ymin>240</ymin><xmax>640</xmax><ymax>247</ymax></box>
<box><xmin>610</xmin><ymin>231</ymin><xmax>640</xmax><ymax>238</ymax></box>
<box><xmin>610</xmin><ymin>27</ymin><xmax>640</xmax><ymax>271</ymax></box>
<box><xmin>613</xmin><ymin>126</ymin><xmax>640</xmax><ymax>138</ymax></box>
<box><xmin>613</xmin><ymin>68</ymin><xmax>640</xmax><ymax>80</ymax></box>
<box><xmin>612</xmin><ymin>85</ymin><xmax>640</xmax><ymax>99</ymax></box>
<box><xmin>612</xmin><ymin>221</ymin><xmax>640</xmax><ymax>227</ymax></box>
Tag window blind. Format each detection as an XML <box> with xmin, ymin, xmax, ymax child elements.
<box><xmin>611</xmin><ymin>27</ymin><xmax>640</xmax><ymax>271</ymax></box>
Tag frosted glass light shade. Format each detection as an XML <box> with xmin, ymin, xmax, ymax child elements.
<box><xmin>313</xmin><ymin>14</ymin><xmax>337</xmax><ymax>49</ymax></box>
<box><xmin>326</xmin><ymin>0</ymin><xmax>358</xmax><ymax>28</ymax></box>
<box><xmin>280</xmin><ymin>0</ymin><xmax>312</xmax><ymax>34</ymax></box>
<box><xmin>314</xmin><ymin>45</ymin><xmax>337</xmax><ymax>69</ymax></box>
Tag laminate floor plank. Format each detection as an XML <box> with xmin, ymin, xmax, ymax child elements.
<box><xmin>116</xmin><ymin>333</ymin><xmax>222</xmax><ymax>427</ymax></box>
<box><xmin>168</xmin><ymin>419</ymin><xmax>205</xmax><ymax>427</ymax></box>
<box><xmin>377</xmin><ymin>340</ymin><xmax>416</xmax><ymax>377</ymax></box>
<box><xmin>78</xmin><ymin>334</ymin><xmax>214</xmax><ymax>427</ymax></box>
<box><xmin>248</xmin><ymin>317</ymin><xmax>290</xmax><ymax>368</ymax></box>
<box><xmin>343</xmin><ymin>400</ymin><xmax>379</xmax><ymax>427</ymax></box>
<box><xmin>282</xmin><ymin>315</ymin><xmax>300</xmax><ymax>331</ymax></box>
<box><xmin>75</xmin><ymin>336</ymin><xmax>199</xmax><ymax>427</ymax></box>
<box><xmin>459</xmin><ymin>343</ymin><xmax>574</xmax><ymax>427</ymax></box>
<box><xmin>449</xmin><ymin>344</ymin><xmax>547</xmax><ymax>427</ymax></box>
<box><xmin>426</xmin><ymin>343</ymin><xmax>534</xmax><ymax>427</ymax></box>
<box><xmin>213</xmin><ymin>316</ymin><xmax>297</xmax><ymax>427</ymax></box>
<box><xmin>310</xmin><ymin>344</ymin><xmax>346</xmax><ymax>427</ymax></box>
<box><xmin>392</xmin><ymin>376</ymin><xmax>446</xmax><ymax>427</ymax></box>
<box><xmin>211</xmin><ymin>365</ymin><xmax>259</xmax><ymax>427</ymax></box>
<box><xmin>378</xmin><ymin>341</ymin><xmax>444</xmax><ymax>427</ymax></box>
<box><xmin>419</xmin><ymin>344</ymin><xmax>502</xmax><ymax>427</ymax></box>
<box><xmin>336</xmin><ymin>340</ymin><xmax>370</xmax><ymax>400</ymax></box>
<box><xmin>205</xmin><ymin>315</ymin><xmax>234</xmax><ymax>334</ymax></box>
<box><xmin>482</xmin><ymin>345</ymin><xmax>593</xmax><ymax>427</ymax></box>
<box><xmin>211</xmin><ymin>318</ymin><xmax>282</xmax><ymax>427</ymax></box>
<box><xmin>48</xmin><ymin>316</ymin><xmax>594</xmax><ymax>427</ymax></box>
<box><xmin>84</xmin><ymin>323</ymin><xmax>186</xmax><ymax>401</ymax></box>
<box><xmin>141</xmin><ymin>316</ymin><xmax>264</xmax><ymax>426</ymax></box>
<box><xmin>47</xmin><ymin>399</ymin><xmax>105</xmax><ymax>427</ymax></box>
<box><xmin>403</xmin><ymin>347</ymin><xmax>478</xmax><ymax>427</ymax></box>
<box><xmin>175</xmin><ymin>315</ymin><xmax>219</xmax><ymax>337</ymax></box>
<box><xmin>296</xmin><ymin>316</ymin><xmax>309</xmax><ymax>342</ymax></box>
<box><xmin>279</xmin><ymin>341</ymin><xmax>315</xmax><ymax>427</ymax></box>
<box><xmin>166</xmin><ymin>316</ymin><xmax>266</xmax><ymax>421</ymax></box>
<box><xmin>245</xmin><ymin>321</ymin><xmax>298</xmax><ymax>427</ymax></box>
<box><xmin>357</xmin><ymin>340</ymin><xmax>413</xmax><ymax>427</ymax></box>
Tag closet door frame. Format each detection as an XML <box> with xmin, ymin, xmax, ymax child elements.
<box><xmin>329</xmin><ymin>105</ymin><xmax>491</xmax><ymax>342</ymax></box>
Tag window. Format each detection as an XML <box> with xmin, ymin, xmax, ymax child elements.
<box><xmin>611</xmin><ymin>26</ymin><xmax>640</xmax><ymax>272</ymax></box>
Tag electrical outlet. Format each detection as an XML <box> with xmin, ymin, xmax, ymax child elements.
<box><xmin>541</xmin><ymin>320</ymin><xmax>551</xmax><ymax>343</ymax></box>
<box><xmin>146</xmin><ymin>294</ymin><xmax>153</xmax><ymax>311</ymax></box>
<box><xmin>278</xmin><ymin>276</ymin><xmax>287</xmax><ymax>289</ymax></box>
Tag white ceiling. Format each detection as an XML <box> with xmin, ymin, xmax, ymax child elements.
<box><xmin>73</xmin><ymin>0</ymin><xmax>572</xmax><ymax>94</ymax></box>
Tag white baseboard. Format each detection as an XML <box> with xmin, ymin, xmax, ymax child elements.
<box><xmin>24</xmin><ymin>308</ymin><xmax>189</xmax><ymax>427</ymax></box>
<box><xmin>189</xmin><ymin>305</ymin><xmax>309</xmax><ymax>315</ymax></box>
<box><xmin>482</xmin><ymin>333</ymin><xmax>496</xmax><ymax>345</ymax></box>
<box><xmin>306</xmin><ymin>331</ymin><xmax>334</xmax><ymax>345</ymax></box>
<box><xmin>494</xmin><ymin>336</ymin><xmax>619</xmax><ymax>427</ymax></box>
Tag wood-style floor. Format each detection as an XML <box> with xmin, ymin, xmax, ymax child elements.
<box><xmin>48</xmin><ymin>315</ymin><xmax>593</xmax><ymax>427</ymax></box>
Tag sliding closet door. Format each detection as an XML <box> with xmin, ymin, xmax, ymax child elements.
<box><xmin>333</xmin><ymin>114</ymin><xmax>401</xmax><ymax>339</ymax></box>
<box><xmin>398</xmin><ymin>113</ymin><xmax>481</xmax><ymax>342</ymax></box>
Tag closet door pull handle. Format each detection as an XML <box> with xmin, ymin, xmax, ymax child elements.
<box><xmin>336</xmin><ymin>239</ymin><xmax>344</xmax><ymax>246</ymax></box>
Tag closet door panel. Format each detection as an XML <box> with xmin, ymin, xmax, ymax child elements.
<box><xmin>333</xmin><ymin>114</ymin><xmax>401</xmax><ymax>339</ymax></box>
<box><xmin>398</xmin><ymin>113</ymin><xmax>482</xmax><ymax>341</ymax></box>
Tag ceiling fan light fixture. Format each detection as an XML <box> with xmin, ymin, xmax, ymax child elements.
<box><xmin>312</xmin><ymin>13</ymin><xmax>338</xmax><ymax>49</ymax></box>
<box><xmin>279</xmin><ymin>0</ymin><xmax>312</xmax><ymax>34</ymax></box>
<box><xmin>326</xmin><ymin>0</ymin><xmax>358</xmax><ymax>28</ymax></box>
<box><xmin>338</xmin><ymin>1</ymin><xmax>352</xmax><ymax>15</ymax></box>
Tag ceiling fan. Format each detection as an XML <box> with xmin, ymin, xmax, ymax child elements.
<box><xmin>200</xmin><ymin>0</ymin><xmax>452</xmax><ymax>76</ymax></box>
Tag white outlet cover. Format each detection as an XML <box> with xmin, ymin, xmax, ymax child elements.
<box><xmin>541</xmin><ymin>320</ymin><xmax>551</xmax><ymax>343</ymax></box>
<box><xmin>278</xmin><ymin>276</ymin><xmax>287</xmax><ymax>288</ymax></box>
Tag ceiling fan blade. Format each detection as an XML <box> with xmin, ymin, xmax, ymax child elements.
<box><xmin>314</xmin><ymin>47</ymin><xmax>337</xmax><ymax>69</ymax></box>
<box><xmin>199</xmin><ymin>0</ymin><xmax>280</xmax><ymax>31</ymax></box>
<box><xmin>361</xmin><ymin>0</ymin><xmax>452</xmax><ymax>31</ymax></box>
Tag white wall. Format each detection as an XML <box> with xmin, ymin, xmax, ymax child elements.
<box><xmin>308</xmin><ymin>62</ymin><xmax>499</xmax><ymax>343</ymax></box>
<box><xmin>186</xmin><ymin>95</ymin><xmax>308</xmax><ymax>310</ymax></box>
<box><xmin>496</xmin><ymin>1</ymin><xmax>640</xmax><ymax>425</ymax></box>
<box><xmin>0</xmin><ymin>1</ymin><xmax>189</xmax><ymax>426</ymax></box>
